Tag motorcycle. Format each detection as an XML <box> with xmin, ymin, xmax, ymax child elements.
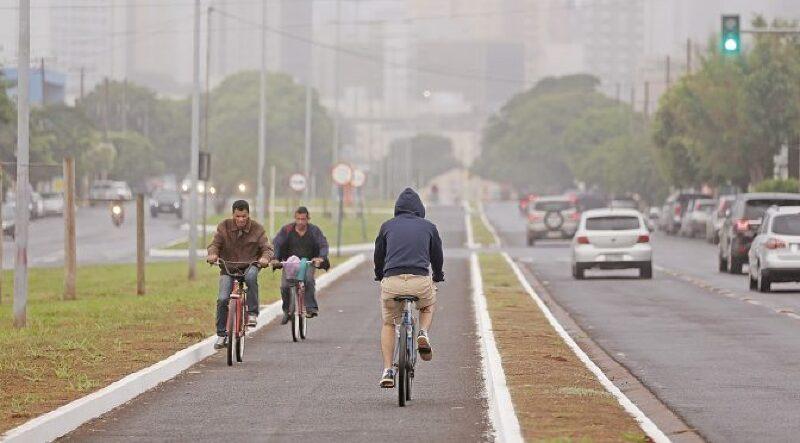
<box><xmin>110</xmin><ymin>202</ymin><xmax>125</xmax><ymax>227</ymax></box>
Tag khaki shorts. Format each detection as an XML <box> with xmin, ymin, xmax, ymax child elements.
<box><xmin>380</xmin><ymin>274</ymin><xmax>437</xmax><ymax>324</ymax></box>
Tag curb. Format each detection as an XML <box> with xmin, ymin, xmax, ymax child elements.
<box><xmin>464</xmin><ymin>208</ymin><xmax>522</xmax><ymax>442</ymax></box>
<box><xmin>501</xmin><ymin>252</ymin><xmax>671</xmax><ymax>443</ymax></box>
<box><xmin>1</xmin><ymin>254</ymin><xmax>366</xmax><ymax>443</ymax></box>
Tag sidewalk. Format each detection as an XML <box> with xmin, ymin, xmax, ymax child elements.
<box><xmin>63</xmin><ymin>206</ymin><xmax>490</xmax><ymax>442</ymax></box>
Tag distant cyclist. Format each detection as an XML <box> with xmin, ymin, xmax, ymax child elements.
<box><xmin>271</xmin><ymin>206</ymin><xmax>330</xmax><ymax>324</ymax></box>
<box><xmin>207</xmin><ymin>200</ymin><xmax>274</xmax><ymax>349</ymax></box>
<box><xmin>374</xmin><ymin>188</ymin><xmax>444</xmax><ymax>387</ymax></box>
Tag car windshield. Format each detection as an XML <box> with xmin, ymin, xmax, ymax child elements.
<box><xmin>41</xmin><ymin>192</ymin><xmax>60</xmax><ymax>199</ymax></box>
<box><xmin>697</xmin><ymin>203</ymin><xmax>715</xmax><ymax>212</ymax></box>
<box><xmin>533</xmin><ymin>201</ymin><xmax>573</xmax><ymax>212</ymax></box>
<box><xmin>585</xmin><ymin>216</ymin><xmax>640</xmax><ymax>231</ymax></box>
<box><xmin>745</xmin><ymin>199</ymin><xmax>800</xmax><ymax>220</ymax></box>
<box><xmin>771</xmin><ymin>214</ymin><xmax>800</xmax><ymax>236</ymax></box>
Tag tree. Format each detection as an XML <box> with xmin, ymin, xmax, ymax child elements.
<box><xmin>107</xmin><ymin>131</ymin><xmax>164</xmax><ymax>187</ymax></box>
<box><xmin>384</xmin><ymin>134</ymin><xmax>459</xmax><ymax>193</ymax></box>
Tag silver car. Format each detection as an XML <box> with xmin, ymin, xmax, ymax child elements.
<box><xmin>526</xmin><ymin>196</ymin><xmax>579</xmax><ymax>246</ymax></box>
<box><xmin>680</xmin><ymin>198</ymin><xmax>716</xmax><ymax>238</ymax></box>
<box><xmin>748</xmin><ymin>206</ymin><xmax>800</xmax><ymax>292</ymax></box>
<box><xmin>706</xmin><ymin>195</ymin><xmax>735</xmax><ymax>244</ymax></box>
<box><xmin>571</xmin><ymin>208</ymin><xmax>653</xmax><ymax>279</ymax></box>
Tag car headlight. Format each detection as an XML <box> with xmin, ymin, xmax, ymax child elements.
<box><xmin>112</xmin><ymin>206</ymin><xmax>122</xmax><ymax>215</ymax></box>
<box><xmin>174</xmin><ymin>202</ymin><xmax>180</xmax><ymax>208</ymax></box>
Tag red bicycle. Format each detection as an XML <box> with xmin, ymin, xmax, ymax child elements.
<box><xmin>213</xmin><ymin>259</ymin><xmax>259</xmax><ymax>366</ymax></box>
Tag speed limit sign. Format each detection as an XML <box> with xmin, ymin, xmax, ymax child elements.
<box><xmin>350</xmin><ymin>169</ymin><xmax>366</xmax><ymax>188</ymax></box>
<box><xmin>289</xmin><ymin>173</ymin><xmax>306</xmax><ymax>192</ymax></box>
<box><xmin>331</xmin><ymin>163</ymin><xmax>353</xmax><ymax>186</ymax></box>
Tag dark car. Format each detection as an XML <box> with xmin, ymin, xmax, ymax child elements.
<box><xmin>659</xmin><ymin>192</ymin><xmax>713</xmax><ymax>235</ymax></box>
<box><xmin>719</xmin><ymin>193</ymin><xmax>800</xmax><ymax>274</ymax></box>
<box><xmin>149</xmin><ymin>189</ymin><xmax>183</xmax><ymax>218</ymax></box>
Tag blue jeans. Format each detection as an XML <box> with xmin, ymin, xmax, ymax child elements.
<box><xmin>216</xmin><ymin>266</ymin><xmax>260</xmax><ymax>336</ymax></box>
<box><xmin>280</xmin><ymin>267</ymin><xmax>317</xmax><ymax>313</ymax></box>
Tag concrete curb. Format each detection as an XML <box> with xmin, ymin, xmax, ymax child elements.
<box><xmin>501</xmin><ymin>252</ymin><xmax>671</xmax><ymax>443</ymax></box>
<box><xmin>1</xmin><ymin>254</ymin><xmax>366</xmax><ymax>443</ymax></box>
<box><xmin>464</xmin><ymin>208</ymin><xmax>522</xmax><ymax>442</ymax></box>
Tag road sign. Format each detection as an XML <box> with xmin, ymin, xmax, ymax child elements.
<box><xmin>289</xmin><ymin>173</ymin><xmax>307</xmax><ymax>192</ymax></box>
<box><xmin>331</xmin><ymin>163</ymin><xmax>353</xmax><ymax>186</ymax></box>
<box><xmin>350</xmin><ymin>169</ymin><xmax>366</xmax><ymax>188</ymax></box>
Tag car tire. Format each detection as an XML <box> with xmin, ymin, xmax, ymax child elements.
<box><xmin>718</xmin><ymin>251</ymin><xmax>727</xmax><ymax>273</ymax></box>
<box><xmin>572</xmin><ymin>264</ymin><xmax>585</xmax><ymax>280</ymax></box>
<box><xmin>640</xmin><ymin>262</ymin><xmax>653</xmax><ymax>279</ymax></box>
<box><xmin>757</xmin><ymin>269</ymin><xmax>771</xmax><ymax>293</ymax></box>
<box><xmin>728</xmin><ymin>247</ymin><xmax>743</xmax><ymax>274</ymax></box>
<box><xmin>749</xmin><ymin>271</ymin><xmax>758</xmax><ymax>290</ymax></box>
<box><xmin>526</xmin><ymin>232</ymin><xmax>536</xmax><ymax>247</ymax></box>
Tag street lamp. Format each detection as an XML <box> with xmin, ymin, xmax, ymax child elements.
<box><xmin>238</xmin><ymin>183</ymin><xmax>247</xmax><ymax>193</ymax></box>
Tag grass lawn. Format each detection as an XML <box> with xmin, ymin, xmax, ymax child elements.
<box><xmin>479</xmin><ymin>254</ymin><xmax>647</xmax><ymax>442</ymax></box>
<box><xmin>169</xmin><ymin>212</ymin><xmax>390</xmax><ymax>250</ymax></box>
<box><xmin>0</xmin><ymin>256</ymin><xmax>349</xmax><ymax>433</ymax></box>
<box><xmin>471</xmin><ymin>212</ymin><xmax>497</xmax><ymax>246</ymax></box>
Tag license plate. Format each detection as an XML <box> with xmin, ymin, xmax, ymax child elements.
<box><xmin>605</xmin><ymin>254</ymin><xmax>623</xmax><ymax>261</ymax></box>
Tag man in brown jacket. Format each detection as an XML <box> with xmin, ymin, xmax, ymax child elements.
<box><xmin>207</xmin><ymin>200</ymin><xmax>274</xmax><ymax>349</ymax></box>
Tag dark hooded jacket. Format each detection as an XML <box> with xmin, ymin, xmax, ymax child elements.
<box><xmin>374</xmin><ymin>188</ymin><xmax>444</xmax><ymax>282</ymax></box>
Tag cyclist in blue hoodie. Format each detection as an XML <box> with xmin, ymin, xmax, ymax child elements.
<box><xmin>374</xmin><ymin>188</ymin><xmax>444</xmax><ymax>388</ymax></box>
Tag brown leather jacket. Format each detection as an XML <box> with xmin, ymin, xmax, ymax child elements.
<box><xmin>207</xmin><ymin>218</ymin><xmax>274</xmax><ymax>271</ymax></box>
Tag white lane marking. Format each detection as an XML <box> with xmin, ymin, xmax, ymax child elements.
<box><xmin>477</xmin><ymin>201</ymin><xmax>502</xmax><ymax>247</ymax></box>
<box><xmin>465</xmin><ymin>206</ymin><xmax>522</xmax><ymax>443</ymax></box>
<box><xmin>501</xmin><ymin>252</ymin><xmax>671</xmax><ymax>443</ymax></box>
<box><xmin>470</xmin><ymin>253</ymin><xmax>524</xmax><ymax>443</ymax></box>
<box><xmin>1</xmin><ymin>254</ymin><xmax>366</xmax><ymax>443</ymax></box>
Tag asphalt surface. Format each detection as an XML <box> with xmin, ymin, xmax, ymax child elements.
<box><xmin>2</xmin><ymin>203</ymin><xmax>186</xmax><ymax>269</ymax></box>
<box><xmin>486</xmin><ymin>201</ymin><xmax>800</xmax><ymax>443</ymax></box>
<box><xmin>62</xmin><ymin>205</ymin><xmax>490</xmax><ymax>442</ymax></box>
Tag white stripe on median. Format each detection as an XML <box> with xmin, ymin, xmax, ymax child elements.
<box><xmin>464</xmin><ymin>206</ymin><xmax>523</xmax><ymax>442</ymax></box>
<box><xmin>1</xmin><ymin>253</ymin><xmax>366</xmax><ymax>443</ymax></box>
<box><xmin>501</xmin><ymin>252</ymin><xmax>671</xmax><ymax>443</ymax></box>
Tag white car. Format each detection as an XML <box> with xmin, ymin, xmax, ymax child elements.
<box><xmin>571</xmin><ymin>208</ymin><xmax>653</xmax><ymax>279</ymax></box>
<box><xmin>40</xmin><ymin>192</ymin><xmax>65</xmax><ymax>216</ymax></box>
<box><xmin>748</xmin><ymin>206</ymin><xmax>800</xmax><ymax>292</ymax></box>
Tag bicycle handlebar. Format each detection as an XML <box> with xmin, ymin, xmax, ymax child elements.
<box><xmin>210</xmin><ymin>258</ymin><xmax>261</xmax><ymax>277</ymax></box>
<box><xmin>270</xmin><ymin>259</ymin><xmax>323</xmax><ymax>270</ymax></box>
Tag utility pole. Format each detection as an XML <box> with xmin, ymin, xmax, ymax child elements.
<box><xmin>136</xmin><ymin>194</ymin><xmax>145</xmax><ymax>295</ymax></box>
<box><xmin>686</xmin><ymin>38</ymin><xmax>692</xmax><ymax>75</ymax></box>
<box><xmin>644</xmin><ymin>81</ymin><xmax>650</xmax><ymax>119</ymax></box>
<box><xmin>103</xmin><ymin>77</ymin><xmax>110</xmax><ymax>140</ymax></box>
<box><xmin>256</xmin><ymin>0</ymin><xmax>267</xmax><ymax>223</ymax></box>
<box><xmin>14</xmin><ymin>0</ymin><xmax>30</xmax><ymax>328</ymax></box>
<box><xmin>203</xmin><ymin>5</ymin><xmax>214</xmax><ymax>244</ymax></box>
<box><xmin>122</xmin><ymin>78</ymin><xmax>128</xmax><ymax>132</ymax></box>
<box><xmin>188</xmin><ymin>0</ymin><xmax>201</xmax><ymax>280</ymax></box>
<box><xmin>303</xmin><ymin>81</ymin><xmax>312</xmax><ymax>201</ymax></box>
<box><xmin>40</xmin><ymin>57</ymin><xmax>45</xmax><ymax>105</ymax></box>
<box><xmin>666</xmin><ymin>55</ymin><xmax>671</xmax><ymax>88</ymax></box>
<box><xmin>79</xmin><ymin>67</ymin><xmax>85</xmax><ymax>102</ymax></box>
<box><xmin>63</xmin><ymin>157</ymin><xmax>76</xmax><ymax>300</ymax></box>
<box><xmin>331</xmin><ymin>0</ymin><xmax>341</xmax><ymax>166</ymax></box>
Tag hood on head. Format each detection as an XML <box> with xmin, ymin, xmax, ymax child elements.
<box><xmin>394</xmin><ymin>188</ymin><xmax>425</xmax><ymax>218</ymax></box>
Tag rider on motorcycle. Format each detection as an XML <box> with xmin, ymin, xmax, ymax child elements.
<box><xmin>207</xmin><ymin>200</ymin><xmax>274</xmax><ymax>349</ymax></box>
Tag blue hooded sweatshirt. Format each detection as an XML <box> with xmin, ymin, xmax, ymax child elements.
<box><xmin>374</xmin><ymin>188</ymin><xmax>444</xmax><ymax>282</ymax></box>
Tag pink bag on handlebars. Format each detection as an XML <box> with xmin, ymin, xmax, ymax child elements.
<box><xmin>282</xmin><ymin>256</ymin><xmax>301</xmax><ymax>280</ymax></box>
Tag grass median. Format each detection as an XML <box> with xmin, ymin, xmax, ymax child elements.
<box><xmin>479</xmin><ymin>253</ymin><xmax>647</xmax><ymax>442</ymax></box>
<box><xmin>472</xmin><ymin>212</ymin><xmax>497</xmax><ymax>246</ymax></box>
<box><xmin>0</xmin><ymin>256</ymin><xmax>349</xmax><ymax>434</ymax></box>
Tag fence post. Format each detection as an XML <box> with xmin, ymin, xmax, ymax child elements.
<box><xmin>137</xmin><ymin>193</ymin><xmax>145</xmax><ymax>295</ymax></box>
<box><xmin>64</xmin><ymin>157</ymin><xmax>77</xmax><ymax>300</ymax></box>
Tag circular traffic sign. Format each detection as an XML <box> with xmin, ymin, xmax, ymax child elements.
<box><xmin>289</xmin><ymin>173</ymin><xmax>306</xmax><ymax>192</ymax></box>
<box><xmin>350</xmin><ymin>169</ymin><xmax>366</xmax><ymax>188</ymax></box>
<box><xmin>331</xmin><ymin>163</ymin><xmax>353</xmax><ymax>186</ymax></box>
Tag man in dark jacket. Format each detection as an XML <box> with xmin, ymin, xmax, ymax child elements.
<box><xmin>207</xmin><ymin>200</ymin><xmax>274</xmax><ymax>349</ymax></box>
<box><xmin>271</xmin><ymin>206</ymin><xmax>330</xmax><ymax>323</ymax></box>
<box><xmin>374</xmin><ymin>188</ymin><xmax>444</xmax><ymax>388</ymax></box>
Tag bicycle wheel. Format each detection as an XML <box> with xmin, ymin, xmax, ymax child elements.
<box><xmin>299</xmin><ymin>286</ymin><xmax>307</xmax><ymax>340</ymax></box>
<box><xmin>226</xmin><ymin>299</ymin><xmax>236</xmax><ymax>366</ymax></box>
<box><xmin>398</xmin><ymin>326</ymin><xmax>408</xmax><ymax>407</ymax></box>
<box><xmin>236</xmin><ymin>301</ymin><xmax>246</xmax><ymax>362</ymax></box>
<box><xmin>290</xmin><ymin>287</ymin><xmax>299</xmax><ymax>342</ymax></box>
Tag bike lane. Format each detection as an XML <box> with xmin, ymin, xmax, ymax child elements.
<box><xmin>62</xmin><ymin>205</ymin><xmax>490</xmax><ymax>442</ymax></box>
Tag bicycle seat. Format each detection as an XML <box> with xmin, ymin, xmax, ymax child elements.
<box><xmin>393</xmin><ymin>295</ymin><xmax>420</xmax><ymax>302</ymax></box>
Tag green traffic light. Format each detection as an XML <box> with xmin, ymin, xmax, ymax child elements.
<box><xmin>721</xmin><ymin>14</ymin><xmax>740</xmax><ymax>54</ymax></box>
<box><xmin>724</xmin><ymin>38</ymin><xmax>738</xmax><ymax>52</ymax></box>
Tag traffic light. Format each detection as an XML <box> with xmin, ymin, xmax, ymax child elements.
<box><xmin>721</xmin><ymin>15</ymin><xmax>741</xmax><ymax>55</ymax></box>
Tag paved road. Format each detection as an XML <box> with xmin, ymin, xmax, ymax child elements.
<box><xmin>486</xmin><ymin>201</ymin><xmax>800</xmax><ymax>443</ymax></box>
<box><xmin>2</xmin><ymin>203</ymin><xmax>185</xmax><ymax>269</ymax></box>
<box><xmin>63</xmin><ymin>205</ymin><xmax>490</xmax><ymax>442</ymax></box>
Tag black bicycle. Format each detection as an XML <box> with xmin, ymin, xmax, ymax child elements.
<box><xmin>393</xmin><ymin>295</ymin><xmax>419</xmax><ymax>407</ymax></box>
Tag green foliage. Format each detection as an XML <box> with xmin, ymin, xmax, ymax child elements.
<box><xmin>473</xmin><ymin>74</ymin><xmax>665</xmax><ymax>202</ymax></box>
<box><xmin>754</xmin><ymin>178</ymin><xmax>800</xmax><ymax>193</ymax></box>
<box><xmin>108</xmin><ymin>131</ymin><xmax>165</xmax><ymax>186</ymax></box>
<box><xmin>385</xmin><ymin>133</ymin><xmax>459</xmax><ymax>193</ymax></box>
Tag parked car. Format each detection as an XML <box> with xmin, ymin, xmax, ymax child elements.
<box><xmin>526</xmin><ymin>196</ymin><xmax>580</xmax><ymax>246</ymax></box>
<box><xmin>719</xmin><ymin>193</ymin><xmax>800</xmax><ymax>274</ymax></box>
<box><xmin>40</xmin><ymin>192</ymin><xmax>65</xmax><ymax>216</ymax></box>
<box><xmin>150</xmin><ymin>189</ymin><xmax>183</xmax><ymax>218</ymax></box>
<box><xmin>679</xmin><ymin>198</ymin><xmax>716</xmax><ymax>238</ymax></box>
<box><xmin>2</xmin><ymin>201</ymin><xmax>15</xmax><ymax>238</ymax></box>
<box><xmin>571</xmin><ymin>208</ymin><xmax>652</xmax><ymax>279</ymax></box>
<box><xmin>748</xmin><ymin>206</ymin><xmax>800</xmax><ymax>292</ymax></box>
<box><xmin>705</xmin><ymin>195</ymin><xmax>736</xmax><ymax>244</ymax></box>
<box><xmin>659</xmin><ymin>192</ymin><xmax>713</xmax><ymax>235</ymax></box>
<box><xmin>89</xmin><ymin>180</ymin><xmax>132</xmax><ymax>205</ymax></box>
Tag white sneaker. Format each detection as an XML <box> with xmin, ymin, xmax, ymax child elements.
<box><xmin>417</xmin><ymin>330</ymin><xmax>433</xmax><ymax>361</ymax></box>
<box><xmin>247</xmin><ymin>313</ymin><xmax>258</xmax><ymax>327</ymax></box>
